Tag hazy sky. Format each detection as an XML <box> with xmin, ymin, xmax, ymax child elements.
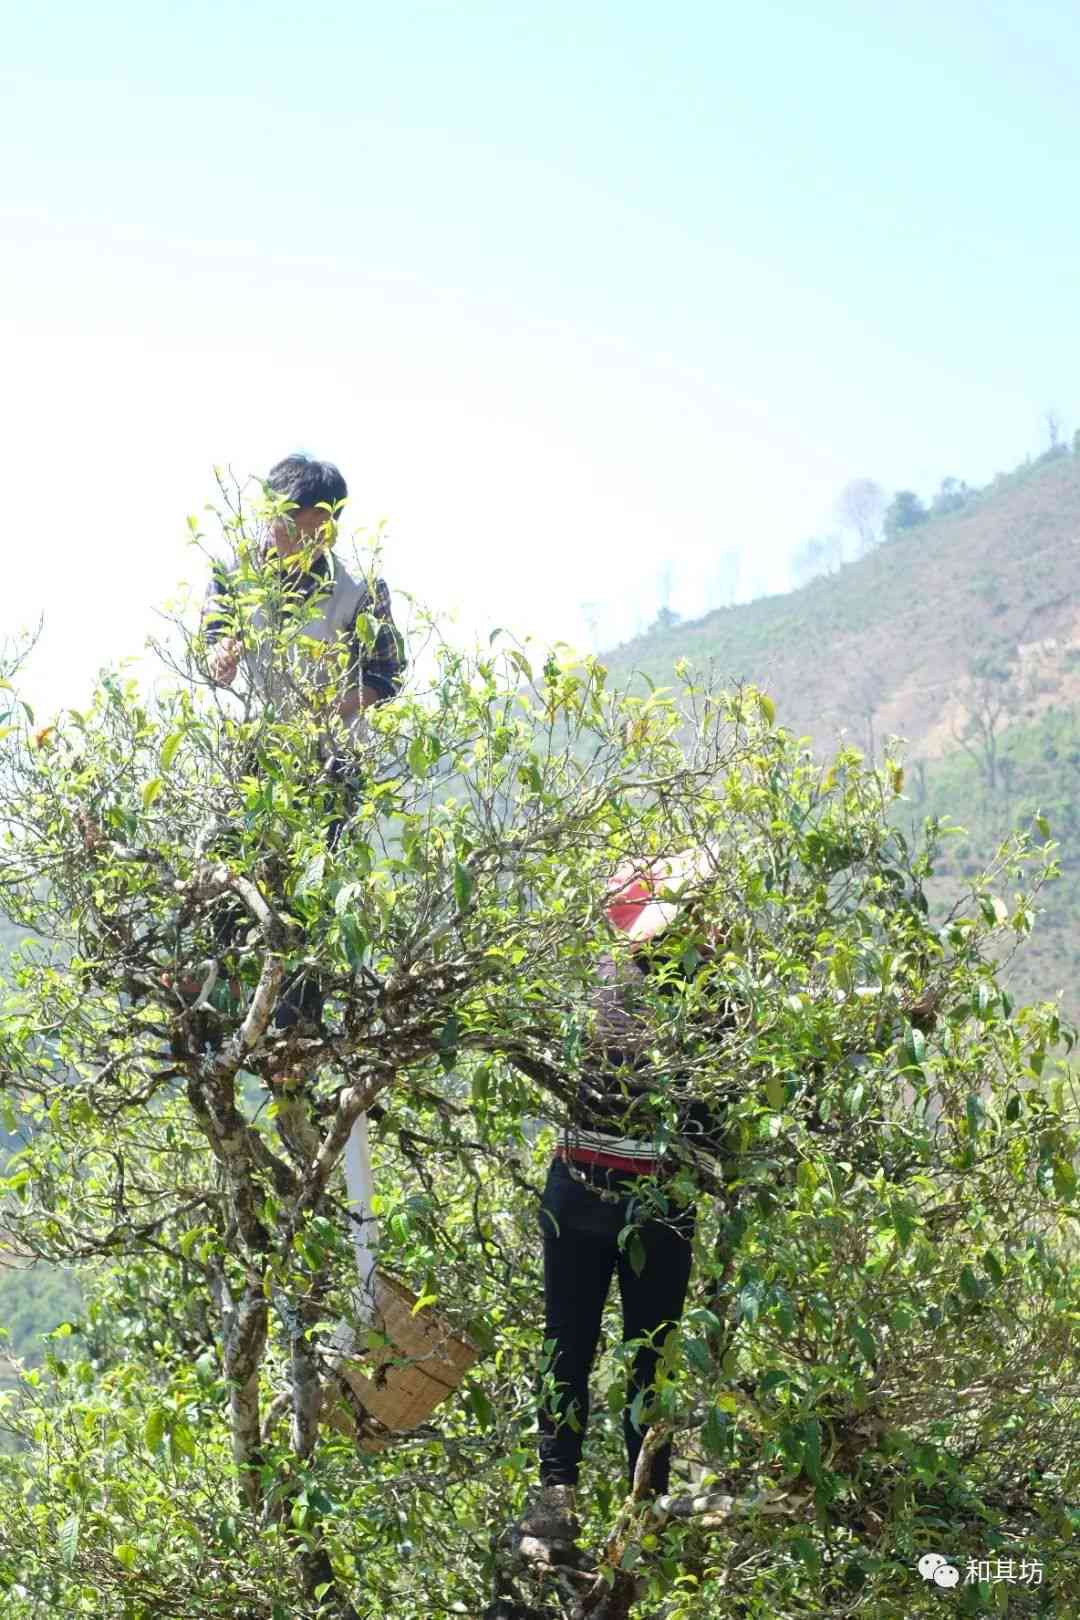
<box><xmin>5</xmin><ymin>1</ymin><xmax>1080</xmax><ymax>713</ymax></box>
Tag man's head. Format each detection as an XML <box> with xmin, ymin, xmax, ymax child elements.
<box><xmin>264</xmin><ymin>454</ymin><xmax>348</xmax><ymax>563</ymax></box>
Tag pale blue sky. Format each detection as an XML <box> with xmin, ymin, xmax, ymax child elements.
<box><xmin>4</xmin><ymin>1</ymin><xmax>1080</xmax><ymax>711</ymax></box>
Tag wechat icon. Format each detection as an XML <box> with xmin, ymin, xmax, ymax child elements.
<box><xmin>918</xmin><ymin>1552</ymin><xmax>960</xmax><ymax>1588</ymax></box>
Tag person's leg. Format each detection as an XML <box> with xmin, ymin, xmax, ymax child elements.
<box><xmin>615</xmin><ymin>1199</ymin><xmax>696</xmax><ymax>1495</ymax></box>
<box><xmin>206</xmin><ymin>818</ymin><xmax>253</xmax><ymax>988</ymax></box>
<box><xmin>272</xmin><ymin>969</ymin><xmax>325</xmax><ymax>1031</ymax></box>
<box><xmin>538</xmin><ymin>1160</ymin><xmax>622</xmax><ymax>1487</ymax></box>
<box><xmin>270</xmin><ymin>767</ymin><xmax>354</xmax><ymax>1030</ymax></box>
<box><xmin>271</xmin><ymin>767</ymin><xmax>360</xmax><ymax>1033</ymax></box>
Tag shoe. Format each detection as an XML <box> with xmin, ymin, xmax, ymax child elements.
<box><xmin>507</xmin><ymin>1483</ymin><xmax>582</xmax><ymax>1572</ymax></box>
<box><xmin>515</xmin><ymin>1483</ymin><xmax>579</xmax><ymax>1545</ymax></box>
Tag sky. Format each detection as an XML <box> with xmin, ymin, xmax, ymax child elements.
<box><xmin>4</xmin><ymin>0</ymin><xmax>1080</xmax><ymax>714</ymax></box>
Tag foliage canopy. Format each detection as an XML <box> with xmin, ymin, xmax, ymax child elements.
<box><xmin>0</xmin><ymin>497</ymin><xmax>1077</xmax><ymax>1619</ymax></box>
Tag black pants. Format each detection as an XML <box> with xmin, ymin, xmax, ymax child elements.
<box><xmin>208</xmin><ymin>760</ymin><xmax>360</xmax><ymax>1032</ymax></box>
<box><xmin>538</xmin><ymin>1155</ymin><xmax>695</xmax><ymax>1493</ymax></box>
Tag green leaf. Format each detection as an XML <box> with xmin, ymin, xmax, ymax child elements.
<box><xmin>436</xmin><ymin>1014</ymin><xmax>461</xmax><ymax>1073</ymax></box>
<box><xmin>340</xmin><ymin>913</ymin><xmax>367</xmax><ymax>969</ymax></box>
<box><xmin>142</xmin><ymin>777</ymin><xmax>163</xmax><ymax>809</ymax></box>
<box><xmin>295</xmin><ymin>851</ymin><xmax>326</xmax><ymax>896</ymax></box>
<box><xmin>144</xmin><ymin>1407</ymin><xmax>166</xmax><ymax>1451</ymax></box>
<box><xmin>765</xmin><ymin>1072</ymin><xmax>785</xmax><ymax>1111</ymax></box>
<box><xmin>701</xmin><ymin>1405</ymin><xmax>731</xmax><ymax>1457</ymax></box>
<box><xmin>58</xmin><ymin>1512</ymin><xmax>80</xmax><ymax>1567</ymax></box>
<box><xmin>959</xmin><ymin>1265</ymin><xmax>985</xmax><ymax>1302</ymax></box>
<box><xmin>850</xmin><ymin>1317</ymin><xmax>877</xmax><ymax>1364</ymax></box>
<box><xmin>891</xmin><ymin>1201</ymin><xmax>918</xmax><ymax>1249</ymax></box>
<box><xmin>468</xmin><ymin>1386</ymin><xmax>494</xmax><ymax>1428</ymax></box>
<box><xmin>160</xmin><ymin>730</ymin><xmax>183</xmax><ymax>770</ymax></box>
<box><xmin>470</xmin><ymin>1064</ymin><xmax>490</xmax><ymax>1107</ymax></box>
<box><xmin>979</xmin><ymin>894</ymin><xmax>1008</xmax><ymax>927</ymax></box>
<box><xmin>966</xmin><ymin>1094</ymin><xmax>985</xmax><ymax>1137</ymax></box>
<box><xmin>791</xmin><ymin>1534</ymin><xmax>820</xmax><ymax>1573</ymax></box>
<box><xmin>334</xmin><ymin>880</ymin><xmax>362</xmax><ymax>917</ymax></box>
<box><xmin>982</xmin><ymin>1249</ymin><xmax>1005</xmax><ymax>1286</ymax></box>
<box><xmin>683</xmin><ymin>1337</ymin><xmax>712</xmax><ymax>1375</ymax></box>
<box><xmin>736</xmin><ymin>1279</ymin><xmax>764</xmax><ymax>1323</ymax></box>
<box><xmin>170</xmin><ymin>1420</ymin><xmax>197</xmax><ymax>1461</ymax></box>
<box><xmin>904</xmin><ymin>1026</ymin><xmax>926</xmax><ymax>1067</ymax></box>
<box><xmin>627</xmin><ymin>1233</ymin><xmax>646</xmax><ymax>1277</ymax></box>
<box><xmin>113</xmin><ymin>1543</ymin><xmax>138</xmax><ymax>1571</ymax></box>
<box><xmin>802</xmin><ymin>1418</ymin><xmax>823</xmax><ymax>1483</ymax></box>
<box><xmin>1053</xmin><ymin>1157</ymin><xmax>1077</xmax><ymax>1200</ymax></box>
<box><xmin>453</xmin><ymin>861</ymin><xmax>474</xmax><ymax>912</ymax></box>
<box><xmin>407</xmin><ymin>735</ymin><xmax>429</xmax><ymax>777</ymax></box>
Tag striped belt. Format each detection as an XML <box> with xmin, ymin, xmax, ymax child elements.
<box><xmin>556</xmin><ymin>1144</ymin><xmax>660</xmax><ymax>1175</ymax></box>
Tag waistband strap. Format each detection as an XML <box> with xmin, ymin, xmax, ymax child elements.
<box><xmin>556</xmin><ymin>1144</ymin><xmax>660</xmax><ymax>1175</ymax></box>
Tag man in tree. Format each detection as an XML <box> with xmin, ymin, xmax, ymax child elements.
<box><xmin>197</xmin><ymin>452</ymin><xmax>405</xmax><ymax>1035</ymax></box>
<box><xmin>204</xmin><ymin>452</ymin><xmax>404</xmax><ymax>724</ymax></box>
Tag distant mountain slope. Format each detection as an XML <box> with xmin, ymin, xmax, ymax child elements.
<box><xmin>603</xmin><ymin>448</ymin><xmax>1080</xmax><ymax>1019</ymax></box>
<box><xmin>604</xmin><ymin>449</ymin><xmax>1080</xmax><ymax>763</ymax></box>
<box><xmin>902</xmin><ymin>704</ymin><xmax>1080</xmax><ymax>1016</ymax></box>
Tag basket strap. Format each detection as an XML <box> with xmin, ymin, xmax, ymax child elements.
<box><xmin>343</xmin><ymin>1111</ymin><xmax>379</xmax><ymax>1326</ymax></box>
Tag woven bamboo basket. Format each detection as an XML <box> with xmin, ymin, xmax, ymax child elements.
<box><xmin>327</xmin><ymin>1270</ymin><xmax>479</xmax><ymax>1443</ymax></box>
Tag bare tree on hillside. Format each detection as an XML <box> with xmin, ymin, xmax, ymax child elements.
<box><xmin>579</xmin><ymin>600</ymin><xmax>602</xmax><ymax>648</ymax></box>
<box><xmin>712</xmin><ymin>546</ymin><xmax>742</xmax><ymax>607</ymax></box>
<box><xmin>790</xmin><ymin>533</ymin><xmax>842</xmax><ymax>588</ymax></box>
<box><xmin>854</xmin><ymin>664</ymin><xmax>887</xmax><ymax>762</ymax></box>
<box><xmin>835</xmin><ymin>478</ymin><xmax>886</xmax><ymax>558</ymax></box>
<box><xmin>907</xmin><ymin>758</ymin><xmax>928</xmax><ymax>809</ymax></box>
<box><xmin>644</xmin><ymin>560</ymin><xmax>683</xmax><ymax>635</ymax></box>
<box><xmin>952</xmin><ymin>659</ymin><xmax>1022</xmax><ymax>805</ymax></box>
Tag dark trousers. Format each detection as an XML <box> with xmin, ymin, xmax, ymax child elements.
<box><xmin>538</xmin><ymin>1156</ymin><xmax>695</xmax><ymax>1493</ymax></box>
<box><xmin>208</xmin><ymin>760</ymin><xmax>359</xmax><ymax>1032</ymax></box>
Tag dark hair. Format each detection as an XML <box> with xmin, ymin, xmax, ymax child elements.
<box><xmin>265</xmin><ymin>454</ymin><xmax>348</xmax><ymax>511</ymax></box>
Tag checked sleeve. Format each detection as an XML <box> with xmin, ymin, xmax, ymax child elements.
<box><xmin>351</xmin><ymin>577</ymin><xmax>406</xmax><ymax>703</ymax></box>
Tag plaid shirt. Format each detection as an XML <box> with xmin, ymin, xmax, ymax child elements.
<box><xmin>203</xmin><ymin>550</ymin><xmax>406</xmax><ymax>704</ymax></box>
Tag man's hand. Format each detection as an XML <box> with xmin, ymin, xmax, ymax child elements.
<box><xmin>77</xmin><ymin>811</ymin><xmax>103</xmax><ymax>852</ymax></box>
<box><xmin>902</xmin><ymin>984</ymin><xmax>942</xmax><ymax>1032</ymax></box>
<box><xmin>208</xmin><ymin>636</ymin><xmax>242</xmax><ymax>686</ymax></box>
